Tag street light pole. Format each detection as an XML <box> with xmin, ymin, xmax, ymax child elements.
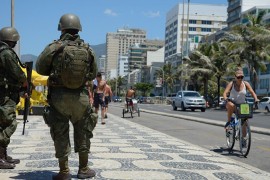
<box><xmin>11</xmin><ymin>0</ymin><xmax>15</xmax><ymax>27</ymax></box>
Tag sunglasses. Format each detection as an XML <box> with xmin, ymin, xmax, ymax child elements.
<box><xmin>236</xmin><ymin>76</ymin><xmax>244</xmax><ymax>79</ymax></box>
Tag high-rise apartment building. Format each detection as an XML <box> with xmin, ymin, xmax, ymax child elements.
<box><xmin>128</xmin><ymin>40</ymin><xmax>164</xmax><ymax>72</ymax></box>
<box><xmin>165</xmin><ymin>3</ymin><xmax>227</xmax><ymax>67</ymax></box>
<box><xmin>118</xmin><ymin>55</ymin><xmax>129</xmax><ymax>77</ymax></box>
<box><xmin>227</xmin><ymin>0</ymin><xmax>270</xmax><ymax>28</ymax></box>
<box><xmin>106</xmin><ymin>28</ymin><xmax>146</xmax><ymax>79</ymax></box>
<box><xmin>97</xmin><ymin>55</ymin><xmax>106</xmax><ymax>73</ymax></box>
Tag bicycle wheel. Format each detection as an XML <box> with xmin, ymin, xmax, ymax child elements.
<box><xmin>240</xmin><ymin>119</ymin><xmax>251</xmax><ymax>157</ymax></box>
<box><xmin>226</xmin><ymin>124</ymin><xmax>235</xmax><ymax>151</ymax></box>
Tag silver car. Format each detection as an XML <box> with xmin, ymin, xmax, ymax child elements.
<box><xmin>172</xmin><ymin>91</ymin><xmax>206</xmax><ymax>112</ymax></box>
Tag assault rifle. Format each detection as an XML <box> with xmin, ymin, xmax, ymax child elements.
<box><xmin>22</xmin><ymin>61</ymin><xmax>33</xmax><ymax>135</ymax></box>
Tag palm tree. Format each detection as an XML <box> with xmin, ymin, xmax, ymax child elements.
<box><xmin>155</xmin><ymin>63</ymin><xmax>177</xmax><ymax>94</ymax></box>
<box><xmin>221</xmin><ymin>12</ymin><xmax>270</xmax><ymax>92</ymax></box>
<box><xmin>183</xmin><ymin>43</ymin><xmax>215</xmax><ymax>100</ymax></box>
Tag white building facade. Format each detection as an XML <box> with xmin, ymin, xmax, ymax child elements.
<box><xmin>118</xmin><ymin>55</ymin><xmax>129</xmax><ymax>77</ymax></box>
<box><xmin>106</xmin><ymin>28</ymin><xmax>146</xmax><ymax>79</ymax></box>
<box><xmin>97</xmin><ymin>55</ymin><xmax>106</xmax><ymax>73</ymax></box>
<box><xmin>165</xmin><ymin>3</ymin><xmax>227</xmax><ymax>67</ymax></box>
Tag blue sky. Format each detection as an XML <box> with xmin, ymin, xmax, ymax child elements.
<box><xmin>0</xmin><ymin>0</ymin><xmax>227</xmax><ymax>56</ymax></box>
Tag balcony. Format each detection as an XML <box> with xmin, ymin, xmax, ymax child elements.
<box><xmin>227</xmin><ymin>14</ymin><xmax>241</xmax><ymax>24</ymax></box>
<box><xmin>227</xmin><ymin>0</ymin><xmax>241</xmax><ymax>13</ymax></box>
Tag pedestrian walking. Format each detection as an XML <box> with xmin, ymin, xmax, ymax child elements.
<box><xmin>93</xmin><ymin>72</ymin><xmax>106</xmax><ymax>124</ymax></box>
<box><xmin>36</xmin><ymin>14</ymin><xmax>98</xmax><ymax>180</ymax></box>
<box><xmin>0</xmin><ymin>27</ymin><xmax>27</xmax><ymax>169</ymax></box>
<box><xmin>104</xmin><ymin>84</ymin><xmax>113</xmax><ymax>119</ymax></box>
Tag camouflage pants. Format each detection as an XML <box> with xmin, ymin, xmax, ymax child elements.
<box><xmin>48</xmin><ymin>89</ymin><xmax>97</xmax><ymax>159</ymax></box>
<box><xmin>0</xmin><ymin>97</ymin><xmax>18</xmax><ymax>147</ymax></box>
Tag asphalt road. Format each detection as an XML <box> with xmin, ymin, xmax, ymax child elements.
<box><xmin>107</xmin><ymin>104</ymin><xmax>270</xmax><ymax>173</ymax></box>
<box><xmin>138</xmin><ymin>103</ymin><xmax>270</xmax><ymax>129</ymax></box>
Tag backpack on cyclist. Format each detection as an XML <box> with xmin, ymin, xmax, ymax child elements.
<box><xmin>59</xmin><ymin>40</ymin><xmax>91</xmax><ymax>89</ymax></box>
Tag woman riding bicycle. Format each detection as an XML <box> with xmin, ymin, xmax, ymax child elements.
<box><xmin>223</xmin><ymin>68</ymin><xmax>259</xmax><ymax>129</ymax></box>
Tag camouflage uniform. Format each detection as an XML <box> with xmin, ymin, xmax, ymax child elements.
<box><xmin>0</xmin><ymin>39</ymin><xmax>26</xmax><ymax>168</ymax></box>
<box><xmin>36</xmin><ymin>17</ymin><xmax>97</xmax><ymax>179</ymax></box>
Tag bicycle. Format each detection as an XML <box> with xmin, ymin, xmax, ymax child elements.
<box><xmin>122</xmin><ymin>98</ymin><xmax>140</xmax><ymax>118</ymax></box>
<box><xmin>225</xmin><ymin>98</ymin><xmax>255</xmax><ymax>157</ymax></box>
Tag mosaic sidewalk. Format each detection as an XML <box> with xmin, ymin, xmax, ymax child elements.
<box><xmin>1</xmin><ymin>114</ymin><xmax>270</xmax><ymax>180</ymax></box>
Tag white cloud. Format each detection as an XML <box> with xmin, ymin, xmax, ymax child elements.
<box><xmin>144</xmin><ymin>11</ymin><xmax>160</xmax><ymax>18</ymax></box>
<box><xmin>104</xmin><ymin>9</ymin><xmax>117</xmax><ymax>16</ymax></box>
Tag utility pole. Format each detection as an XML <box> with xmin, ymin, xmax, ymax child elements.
<box><xmin>11</xmin><ymin>0</ymin><xmax>20</xmax><ymax>56</ymax></box>
<box><xmin>180</xmin><ymin>0</ymin><xmax>185</xmax><ymax>91</ymax></box>
<box><xmin>11</xmin><ymin>0</ymin><xmax>15</xmax><ymax>27</ymax></box>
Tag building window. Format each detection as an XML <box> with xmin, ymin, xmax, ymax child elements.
<box><xmin>189</xmin><ymin>19</ymin><xmax>197</xmax><ymax>24</ymax></box>
<box><xmin>202</xmin><ymin>20</ymin><xmax>212</xmax><ymax>24</ymax></box>
<box><xmin>189</xmin><ymin>27</ymin><xmax>196</xmax><ymax>31</ymax></box>
<box><xmin>201</xmin><ymin>28</ymin><xmax>211</xmax><ymax>32</ymax></box>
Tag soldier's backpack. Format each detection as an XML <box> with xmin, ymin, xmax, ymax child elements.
<box><xmin>59</xmin><ymin>40</ymin><xmax>91</xmax><ymax>89</ymax></box>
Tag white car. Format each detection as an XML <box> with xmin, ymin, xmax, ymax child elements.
<box><xmin>258</xmin><ymin>97</ymin><xmax>270</xmax><ymax>113</ymax></box>
<box><xmin>172</xmin><ymin>91</ymin><xmax>206</xmax><ymax>112</ymax></box>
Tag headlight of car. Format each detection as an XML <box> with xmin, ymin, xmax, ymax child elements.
<box><xmin>185</xmin><ymin>99</ymin><xmax>193</xmax><ymax>102</ymax></box>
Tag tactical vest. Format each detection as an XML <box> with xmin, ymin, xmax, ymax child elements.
<box><xmin>51</xmin><ymin>40</ymin><xmax>92</xmax><ymax>89</ymax></box>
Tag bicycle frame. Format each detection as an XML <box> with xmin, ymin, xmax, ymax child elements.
<box><xmin>226</xmin><ymin>100</ymin><xmax>252</xmax><ymax>157</ymax></box>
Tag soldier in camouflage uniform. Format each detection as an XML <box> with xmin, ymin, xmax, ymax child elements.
<box><xmin>36</xmin><ymin>14</ymin><xmax>97</xmax><ymax>180</ymax></box>
<box><xmin>0</xmin><ymin>27</ymin><xmax>27</xmax><ymax>169</ymax></box>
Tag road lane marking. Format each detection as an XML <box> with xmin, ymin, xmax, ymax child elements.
<box><xmin>257</xmin><ymin>146</ymin><xmax>270</xmax><ymax>152</ymax></box>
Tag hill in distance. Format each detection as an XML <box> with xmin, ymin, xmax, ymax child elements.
<box><xmin>20</xmin><ymin>43</ymin><xmax>106</xmax><ymax>69</ymax></box>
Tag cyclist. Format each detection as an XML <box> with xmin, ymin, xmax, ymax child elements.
<box><xmin>223</xmin><ymin>68</ymin><xmax>259</xmax><ymax>146</ymax></box>
<box><xmin>125</xmin><ymin>86</ymin><xmax>136</xmax><ymax>111</ymax></box>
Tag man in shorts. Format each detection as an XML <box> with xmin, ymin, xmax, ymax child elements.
<box><xmin>104</xmin><ymin>84</ymin><xmax>113</xmax><ymax>119</ymax></box>
<box><xmin>125</xmin><ymin>86</ymin><xmax>136</xmax><ymax>111</ymax></box>
<box><xmin>93</xmin><ymin>72</ymin><xmax>106</xmax><ymax>124</ymax></box>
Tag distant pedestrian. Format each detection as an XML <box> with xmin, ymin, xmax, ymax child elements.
<box><xmin>0</xmin><ymin>27</ymin><xmax>27</xmax><ymax>169</ymax></box>
<box><xmin>104</xmin><ymin>84</ymin><xmax>113</xmax><ymax>119</ymax></box>
<box><xmin>93</xmin><ymin>72</ymin><xmax>106</xmax><ymax>124</ymax></box>
<box><xmin>36</xmin><ymin>14</ymin><xmax>98</xmax><ymax>179</ymax></box>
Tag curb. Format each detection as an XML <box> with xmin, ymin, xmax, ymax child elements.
<box><xmin>140</xmin><ymin>109</ymin><xmax>270</xmax><ymax>136</ymax></box>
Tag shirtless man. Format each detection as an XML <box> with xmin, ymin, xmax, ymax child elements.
<box><xmin>104</xmin><ymin>84</ymin><xmax>113</xmax><ymax>118</ymax></box>
<box><xmin>125</xmin><ymin>86</ymin><xmax>136</xmax><ymax>111</ymax></box>
<box><xmin>93</xmin><ymin>72</ymin><xmax>106</xmax><ymax>124</ymax></box>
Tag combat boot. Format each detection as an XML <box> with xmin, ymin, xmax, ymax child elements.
<box><xmin>52</xmin><ymin>157</ymin><xmax>71</xmax><ymax>180</ymax></box>
<box><xmin>0</xmin><ymin>146</ymin><xmax>15</xmax><ymax>169</ymax></box>
<box><xmin>77</xmin><ymin>152</ymin><xmax>96</xmax><ymax>179</ymax></box>
<box><xmin>4</xmin><ymin>147</ymin><xmax>20</xmax><ymax>164</ymax></box>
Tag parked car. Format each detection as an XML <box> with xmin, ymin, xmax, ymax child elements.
<box><xmin>113</xmin><ymin>96</ymin><xmax>122</xmax><ymax>102</ymax></box>
<box><xmin>166</xmin><ymin>93</ymin><xmax>177</xmax><ymax>105</ymax></box>
<box><xmin>258</xmin><ymin>97</ymin><xmax>270</xmax><ymax>113</ymax></box>
<box><xmin>172</xmin><ymin>91</ymin><xmax>206</xmax><ymax>112</ymax></box>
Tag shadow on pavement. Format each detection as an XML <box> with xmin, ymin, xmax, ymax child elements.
<box><xmin>211</xmin><ymin>147</ymin><xmax>244</xmax><ymax>158</ymax></box>
<box><xmin>10</xmin><ymin>170</ymin><xmax>56</xmax><ymax>180</ymax></box>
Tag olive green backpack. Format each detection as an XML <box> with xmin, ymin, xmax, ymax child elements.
<box><xmin>59</xmin><ymin>40</ymin><xmax>91</xmax><ymax>89</ymax></box>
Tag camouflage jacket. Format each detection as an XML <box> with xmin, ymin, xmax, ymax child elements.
<box><xmin>0</xmin><ymin>41</ymin><xmax>26</xmax><ymax>91</ymax></box>
<box><xmin>35</xmin><ymin>33</ymin><xmax>97</xmax><ymax>85</ymax></box>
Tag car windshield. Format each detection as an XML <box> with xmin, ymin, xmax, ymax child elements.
<box><xmin>183</xmin><ymin>92</ymin><xmax>200</xmax><ymax>97</ymax></box>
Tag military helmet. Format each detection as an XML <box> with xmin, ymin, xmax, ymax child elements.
<box><xmin>58</xmin><ymin>13</ymin><xmax>82</xmax><ymax>31</ymax></box>
<box><xmin>0</xmin><ymin>27</ymin><xmax>20</xmax><ymax>42</ymax></box>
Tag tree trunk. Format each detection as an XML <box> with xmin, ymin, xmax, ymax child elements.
<box><xmin>217</xmin><ymin>76</ymin><xmax>221</xmax><ymax>107</ymax></box>
<box><xmin>204</xmin><ymin>78</ymin><xmax>208</xmax><ymax>101</ymax></box>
